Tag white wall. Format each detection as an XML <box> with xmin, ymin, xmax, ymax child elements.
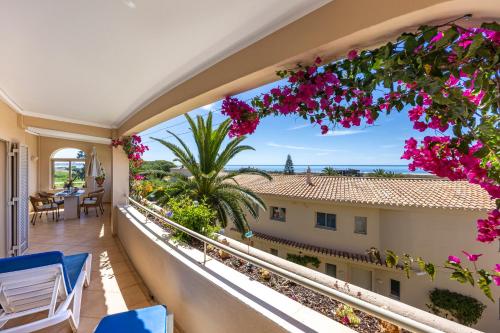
<box><xmin>116</xmin><ymin>205</ymin><xmax>353</xmax><ymax>333</ymax></box>
<box><xmin>249</xmin><ymin>195</ymin><xmax>380</xmax><ymax>254</ymax></box>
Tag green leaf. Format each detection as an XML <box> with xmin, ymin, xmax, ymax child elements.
<box><xmin>465</xmin><ymin>34</ymin><xmax>484</xmax><ymax>58</ymax></box>
<box><xmin>477</xmin><ymin>270</ymin><xmax>493</xmax><ymax>301</ymax></box>
<box><xmin>473</xmin><ymin>146</ymin><xmax>490</xmax><ymax>158</ymax></box>
<box><xmin>424</xmin><ymin>263</ymin><xmax>436</xmax><ymax>281</ymax></box>
<box><xmin>481</xmin><ymin>22</ymin><xmax>500</xmax><ymax>32</ymax></box>
<box><xmin>421</xmin><ymin>27</ymin><xmax>438</xmax><ymax>42</ymax></box>
<box><xmin>372</xmin><ymin>57</ymin><xmax>384</xmax><ymax>70</ymax></box>
<box><xmin>435</xmin><ymin>28</ymin><xmax>458</xmax><ymax>49</ymax></box>
<box><xmin>385</xmin><ymin>250</ymin><xmax>399</xmax><ymax>268</ymax></box>
<box><xmin>404</xmin><ymin>36</ymin><xmax>418</xmax><ymax>53</ymax></box>
<box><xmin>450</xmin><ymin>271</ymin><xmax>468</xmax><ymax>284</ymax></box>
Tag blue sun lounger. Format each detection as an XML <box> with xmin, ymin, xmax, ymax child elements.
<box><xmin>0</xmin><ymin>251</ymin><xmax>92</xmax><ymax>333</ymax></box>
<box><xmin>94</xmin><ymin>305</ymin><xmax>173</xmax><ymax>333</ymax></box>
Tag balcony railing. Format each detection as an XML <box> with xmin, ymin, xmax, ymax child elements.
<box><xmin>127</xmin><ymin>197</ymin><xmax>472</xmax><ymax>333</ymax></box>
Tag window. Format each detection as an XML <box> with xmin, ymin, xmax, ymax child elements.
<box><xmin>51</xmin><ymin>149</ymin><xmax>86</xmax><ymax>189</ymax></box>
<box><xmin>390</xmin><ymin>279</ymin><xmax>400</xmax><ymax>299</ymax></box>
<box><xmin>270</xmin><ymin>206</ymin><xmax>286</xmax><ymax>222</ymax></box>
<box><xmin>316</xmin><ymin>212</ymin><xmax>336</xmax><ymax>230</ymax></box>
<box><xmin>325</xmin><ymin>263</ymin><xmax>337</xmax><ymax>278</ymax></box>
<box><xmin>354</xmin><ymin>216</ymin><xmax>367</xmax><ymax>234</ymax></box>
<box><xmin>270</xmin><ymin>248</ymin><xmax>278</xmax><ymax>256</ymax></box>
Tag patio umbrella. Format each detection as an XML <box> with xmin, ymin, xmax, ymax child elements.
<box><xmin>87</xmin><ymin>147</ymin><xmax>102</xmax><ymax>178</ymax></box>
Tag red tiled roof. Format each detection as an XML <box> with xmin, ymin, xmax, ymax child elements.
<box><xmin>232</xmin><ymin>228</ymin><xmax>398</xmax><ymax>269</ymax></box>
<box><xmin>234</xmin><ymin>174</ymin><xmax>494</xmax><ymax>210</ymax></box>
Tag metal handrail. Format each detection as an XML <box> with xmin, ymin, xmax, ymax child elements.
<box><xmin>127</xmin><ymin>197</ymin><xmax>443</xmax><ymax>333</ymax></box>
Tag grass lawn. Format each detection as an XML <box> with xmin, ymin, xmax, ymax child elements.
<box><xmin>53</xmin><ymin>170</ymin><xmax>85</xmax><ymax>189</ymax></box>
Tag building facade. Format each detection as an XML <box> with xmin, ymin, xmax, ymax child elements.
<box><xmin>226</xmin><ymin>174</ymin><xmax>499</xmax><ymax>332</ymax></box>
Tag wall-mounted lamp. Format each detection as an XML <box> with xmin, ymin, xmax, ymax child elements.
<box><xmin>31</xmin><ymin>156</ymin><xmax>39</xmax><ymax>162</ymax></box>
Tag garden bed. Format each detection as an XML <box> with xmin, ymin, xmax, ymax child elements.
<box><xmin>193</xmin><ymin>241</ymin><xmax>386</xmax><ymax>333</ymax></box>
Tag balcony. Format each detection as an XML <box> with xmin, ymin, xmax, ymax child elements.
<box><xmin>2</xmin><ymin>206</ymin><xmax>157</xmax><ymax>333</ymax></box>
<box><xmin>0</xmin><ymin>1</ymin><xmax>498</xmax><ymax>332</ymax></box>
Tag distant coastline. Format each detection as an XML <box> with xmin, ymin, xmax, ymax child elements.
<box><xmin>224</xmin><ymin>164</ymin><xmax>429</xmax><ymax>175</ymax></box>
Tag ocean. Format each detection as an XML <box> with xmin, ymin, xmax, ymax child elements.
<box><xmin>224</xmin><ymin>165</ymin><xmax>428</xmax><ymax>175</ymax></box>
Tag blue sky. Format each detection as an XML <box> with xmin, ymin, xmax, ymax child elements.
<box><xmin>140</xmin><ymin>80</ymin><xmax>427</xmax><ymax>166</ymax></box>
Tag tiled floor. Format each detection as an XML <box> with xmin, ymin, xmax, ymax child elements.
<box><xmin>4</xmin><ymin>205</ymin><xmax>154</xmax><ymax>333</ymax></box>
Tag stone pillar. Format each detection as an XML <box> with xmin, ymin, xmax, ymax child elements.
<box><xmin>111</xmin><ymin>146</ymin><xmax>129</xmax><ymax>235</ymax></box>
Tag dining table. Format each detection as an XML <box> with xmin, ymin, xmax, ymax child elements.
<box><xmin>54</xmin><ymin>189</ymin><xmax>86</xmax><ymax>220</ymax></box>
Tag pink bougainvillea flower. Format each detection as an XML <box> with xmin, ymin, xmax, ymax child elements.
<box><xmin>461</xmin><ymin>251</ymin><xmax>483</xmax><ymax>262</ymax></box>
<box><xmin>447</xmin><ymin>256</ymin><xmax>461</xmax><ymax>264</ymax></box>
<box><xmin>347</xmin><ymin>49</ymin><xmax>358</xmax><ymax>61</ymax></box>
<box><xmin>429</xmin><ymin>31</ymin><xmax>444</xmax><ymax>44</ymax></box>
<box><xmin>413</xmin><ymin>121</ymin><xmax>428</xmax><ymax>132</ymax></box>
<box><xmin>494</xmin><ymin>265</ymin><xmax>500</xmax><ymax>286</ymax></box>
<box><xmin>476</xmin><ymin>209</ymin><xmax>500</xmax><ymax>243</ymax></box>
<box><xmin>493</xmin><ymin>275</ymin><xmax>500</xmax><ymax>286</ymax></box>
<box><xmin>447</xmin><ymin>53</ymin><xmax>457</xmax><ymax>63</ymax></box>
<box><xmin>445</xmin><ymin>74</ymin><xmax>459</xmax><ymax>87</ymax></box>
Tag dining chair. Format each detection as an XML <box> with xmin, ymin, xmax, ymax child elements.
<box><xmin>38</xmin><ymin>191</ymin><xmax>64</xmax><ymax>220</ymax></box>
<box><xmin>29</xmin><ymin>196</ymin><xmax>58</xmax><ymax>225</ymax></box>
<box><xmin>81</xmin><ymin>190</ymin><xmax>105</xmax><ymax>217</ymax></box>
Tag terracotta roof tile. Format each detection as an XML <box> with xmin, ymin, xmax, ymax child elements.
<box><xmin>233</xmin><ymin>228</ymin><xmax>397</xmax><ymax>269</ymax></box>
<box><xmin>234</xmin><ymin>175</ymin><xmax>494</xmax><ymax>210</ymax></box>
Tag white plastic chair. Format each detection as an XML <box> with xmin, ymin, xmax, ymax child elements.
<box><xmin>0</xmin><ymin>251</ymin><xmax>91</xmax><ymax>332</ymax></box>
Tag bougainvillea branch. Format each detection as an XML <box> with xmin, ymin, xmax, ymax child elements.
<box><xmin>221</xmin><ymin>21</ymin><xmax>500</xmax><ymax>296</ymax></box>
<box><xmin>112</xmin><ymin>134</ymin><xmax>149</xmax><ymax>181</ymax></box>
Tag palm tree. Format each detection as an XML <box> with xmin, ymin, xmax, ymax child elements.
<box><xmin>369</xmin><ymin>168</ymin><xmax>401</xmax><ymax>178</ymax></box>
<box><xmin>322</xmin><ymin>166</ymin><xmax>338</xmax><ymax>176</ymax></box>
<box><xmin>152</xmin><ymin>112</ymin><xmax>271</xmax><ymax>234</ymax></box>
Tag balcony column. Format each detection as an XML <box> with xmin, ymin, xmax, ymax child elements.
<box><xmin>111</xmin><ymin>146</ymin><xmax>129</xmax><ymax>235</ymax></box>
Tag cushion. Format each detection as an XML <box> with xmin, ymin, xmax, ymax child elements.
<box><xmin>83</xmin><ymin>198</ymin><xmax>97</xmax><ymax>204</ymax></box>
<box><xmin>0</xmin><ymin>251</ymin><xmax>88</xmax><ymax>294</ymax></box>
<box><xmin>94</xmin><ymin>305</ymin><xmax>168</xmax><ymax>333</ymax></box>
<box><xmin>41</xmin><ymin>203</ymin><xmax>57</xmax><ymax>209</ymax></box>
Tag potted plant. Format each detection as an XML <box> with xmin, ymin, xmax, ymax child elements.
<box><xmin>95</xmin><ymin>168</ymin><xmax>106</xmax><ymax>187</ymax></box>
<box><xmin>63</xmin><ymin>179</ymin><xmax>74</xmax><ymax>192</ymax></box>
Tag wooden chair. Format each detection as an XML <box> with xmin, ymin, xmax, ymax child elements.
<box><xmin>29</xmin><ymin>196</ymin><xmax>58</xmax><ymax>225</ymax></box>
<box><xmin>81</xmin><ymin>190</ymin><xmax>104</xmax><ymax>217</ymax></box>
<box><xmin>38</xmin><ymin>191</ymin><xmax>64</xmax><ymax>220</ymax></box>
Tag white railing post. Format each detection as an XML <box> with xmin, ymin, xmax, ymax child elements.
<box><xmin>203</xmin><ymin>242</ymin><xmax>207</xmax><ymax>265</ymax></box>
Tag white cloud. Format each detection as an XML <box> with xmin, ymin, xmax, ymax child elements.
<box><xmin>318</xmin><ymin>129</ymin><xmax>365</xmax><ymax>137</ymax></box>
<box><xmin>200</xmin><ymin>103</ymin><xmax>215</xmax><ymax>110</ymax></box>
<box><xmin>315</xmin><ymin>152</ymin><xmax>330</xmax><ymax>156</ymax></box>
<box><xmin>267</xmin><ymin>142</ymin><xmax>340</xmax><ymax>153</ymax></box>
<box><xmin>287</xmin><ymin>123</ymin><xmax>310</xmax><ymax>131</ymax></box>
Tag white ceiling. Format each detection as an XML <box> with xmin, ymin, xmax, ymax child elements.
<box><xmin>0</xmin><ymin>0</ymin><xmax>329</xmax><ymax>128</ymax></box>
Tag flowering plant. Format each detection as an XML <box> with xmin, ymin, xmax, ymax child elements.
<box><xmin>222</xmin><ymin>20</ymin><xmax>500</xmax><ymax>296</ymax></box>
<box><xmin>112</xmin><ymin>134</ymin><xmax>149</xmax><ymax>181</ymax></box>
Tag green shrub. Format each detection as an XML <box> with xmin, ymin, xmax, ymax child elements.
<box><xmin>286</xmin><ymin>253</ymin><xmax>321</xmax><ymax>268</ymax></box>
<box><xmin>335</xmin><ymin>304</ymin><xmax>360</xmax><ymax>327</ymax></box>
<box><xmin>167</xmin><ymin>196</ymin><xmax>218</xmax><ymax>242</ymax></box>
<box><xmin>427</xmin><ymin>288</ymin><xmax>486</xmax><ymax>326</ymax></box>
